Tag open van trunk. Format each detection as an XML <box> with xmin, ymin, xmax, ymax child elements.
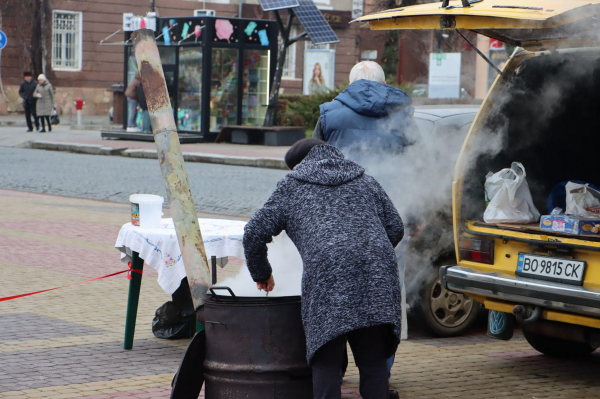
<box><xmin>461</xmin><ymin>50</ymin><xmax>600</xmax><ymax>243</ymax></box>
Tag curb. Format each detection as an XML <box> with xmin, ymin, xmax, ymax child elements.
<box><xmin>70</xmin><ymin>125</ymin><xmax>119</xmax><ymax>131</ymax></box>
<box><xmin>0</xmin><ymin>121</ymin><xmax>111</xmax><ymax>128</ymax></box>
<box><xmin>27</xmin><ymin>141</ymin><xmax>127</xmax><ymax>156</ymax></box>
<box><xmin>22</xmin><ymin>141</ymin><xmax>288</xmax><ymax>170</ymax></box>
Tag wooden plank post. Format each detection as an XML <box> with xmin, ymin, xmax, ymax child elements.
<box><xmin>132</xmin><ymin>29</ymin><xmax>212</xmax><ymax>310</ymax></box>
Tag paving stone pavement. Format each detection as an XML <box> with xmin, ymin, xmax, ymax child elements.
<box><xmin>2</xmin><ymin>188</ymin><xmax>600</xmax><ymax>399</ymax></box>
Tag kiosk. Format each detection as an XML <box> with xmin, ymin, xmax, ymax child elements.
<box><xmin>106</xmin><ymin>16</ymin><xmax>278</xmax><ymax>142</ymax></box>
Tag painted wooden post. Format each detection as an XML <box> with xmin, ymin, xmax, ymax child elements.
<box><xmin>132</xmin><ymin>29</ymin><xmax>212</xmax><ymax>310</ymax></box>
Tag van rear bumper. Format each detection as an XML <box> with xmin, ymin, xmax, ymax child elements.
<box><xmin>440</xmin><ymin>266</ymin><xmax>600</xmax><ymax>318</ymax></box>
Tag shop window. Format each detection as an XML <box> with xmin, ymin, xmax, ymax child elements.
<box><xmin>178</xmin><ymin>49</ymin><xmax>203</xmax><ymax>132</ymax></box>
<box><xmin>52</xmin><ymin>11</ymin><xmax>83</xmax><ymax>71</ymax></box>
<box><xmin>242</xmin><ymin>50</ymin><xmax>270</xmax><ymax>126</ymax></box>
<box><xmin>281</xmin><ymin>27</ymin><xmax>297</xmax><ymax>79</ymax></box>
<box><xmin>210</xmin><ymin>48</ymin><xmax>239</xmax><ymax>132</ymax></box>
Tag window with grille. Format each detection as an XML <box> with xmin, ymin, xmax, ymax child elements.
<box><xmin>281</xmin><ymin>27</ymin><xmax>297</xmax><ymax>79</ymax></box>
<box><xmin>52</xmin><ymin>11</ymin><xmax>82</xmax><ymax>71</ymax></box>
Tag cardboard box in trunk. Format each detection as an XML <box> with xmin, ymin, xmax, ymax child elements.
<box><xmin>540</xmin><ymin>214</ymin><xmax>600</xmax><ymax>236</ymax></box>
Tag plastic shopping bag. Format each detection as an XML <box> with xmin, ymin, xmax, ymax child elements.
<box><xmin>565</xmin><ymin>181</ymin><xmax>600</xmax><ymax>216</ymax></box>
<box><xmin>484</xmin><ymin>162</ymin><xmax>540</xmax><ymax>224</ymax></box>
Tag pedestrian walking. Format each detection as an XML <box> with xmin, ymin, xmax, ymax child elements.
<box><xmin>244</xmin><ymin>138</ymin><xmax>404</xmax><ymax>399</ymax></box>
<box><xmin>125</xmin><ymin>73</ymin><xmax>141</xmax><ymax>131</ymax></box>
<box><xmin>313</xmin><ymin>61</ymin><xmax>417</xmax><ymax>164</ymax></box>
<box><xmin>136</xmin><ymin>82</ymin><xmax>151</xmax><ymax>133</ymax></box>
<box><xmin>33</xmin><ymin>74</ymin><xmax>55</xmax><ymax>133</ymax></box>
<box><xmin>18</xmin><ymin>72</ymin><xmax>39</xmax><ymax>132</ymax></box>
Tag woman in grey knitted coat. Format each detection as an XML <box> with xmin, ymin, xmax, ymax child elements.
<box><xmin>244</xmin><ymin>141</ymin><xmax>404</xmax><ymax>399</ymax></box>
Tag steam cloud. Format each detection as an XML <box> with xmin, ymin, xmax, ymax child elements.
<box><xmin>219</xmin><ymin>232</ymin><xmax>303</xmax><ymax>297</ymax></box>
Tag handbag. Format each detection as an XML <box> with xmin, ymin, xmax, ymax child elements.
<box><xmin>51</xmin><ymin>108</ymin><xmax>60</xmax><ymax>125</ymax></box>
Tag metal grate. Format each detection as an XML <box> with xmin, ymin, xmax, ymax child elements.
<box><xmin>52</xmin><ymin>11</ymin><xmax>82</xmax><ymax>70</ymax></box>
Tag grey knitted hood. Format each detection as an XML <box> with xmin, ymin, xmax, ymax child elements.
<box><xmin>289</xmin><ymin>145</ymin><xmax>364</xmax><ymax>186</ymax></box>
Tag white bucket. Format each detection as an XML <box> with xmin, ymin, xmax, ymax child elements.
<box><xmin>130</xmin><ymin>194</ymin><xmax>164</xmax><ymax>228</ymax></box>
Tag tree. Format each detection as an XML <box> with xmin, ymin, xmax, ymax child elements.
<box><xmin>0</xmin><ymin>0</ymin><xmax>47</xmax><ymax>77</ymax></box>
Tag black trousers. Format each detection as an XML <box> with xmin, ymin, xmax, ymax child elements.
<box><xmin>311</xmin><ymin>325</ymin><xmax>393</xmax><ymax>399</ymax></box>
<box><xmin>24</xmin><ymin>101</ymin><xmax>38</xmax><ymax>130</ymax></box>
<box><xmin>39</xmin><ymin>116</ymin><xmax>51</xmax><ymax>131</ymax></box>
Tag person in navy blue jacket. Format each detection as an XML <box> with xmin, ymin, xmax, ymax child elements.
<box><xmin>313</xmin><ymin>61</ymin><xmax>417</xmax><ymax>165</ymax></box>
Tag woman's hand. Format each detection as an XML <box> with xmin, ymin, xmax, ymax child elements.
<box><xmin>256</xmin><ymin>274</ymin><xmax>275</xmax><ymax>292</ymax></box>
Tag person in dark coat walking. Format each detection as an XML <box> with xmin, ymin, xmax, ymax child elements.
<box><xmin>244</xmin><ymin>138</ymin><xmax>404</xmax><ymax>399</ymax></box>
<box><xmin>19</xmin><ymin>72</ymin><xmax>39</xmax><ymax>132</ymax></box>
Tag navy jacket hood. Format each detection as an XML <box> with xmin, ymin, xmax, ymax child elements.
<box><xmin>334</xmin><ymin>80</ymin><xmax>412</xmax><ymax>118</ymax></box>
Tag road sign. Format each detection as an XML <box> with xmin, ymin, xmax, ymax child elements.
<box><xmin>0</xmin><ymin>31</ymin><xmax>7</xmax><ymax>50</ymax></box>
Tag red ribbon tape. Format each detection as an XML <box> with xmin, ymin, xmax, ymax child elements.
<box><xmin>127</xmin><ymin>261</ymin><xmax>143</xmax><ymax>280</ymax></box>
<box><xmin>0</xmin><ymin>264</ymin><xmax>142</xmax><ymax>302</ymax></box>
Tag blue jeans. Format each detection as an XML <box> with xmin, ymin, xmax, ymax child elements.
<box><xmin>127</xmin><ymin>98</ymin><xmax>138</xmax><ymax>128</ymax></box>
<box><xmin>387</xmin><ymin>354</ymin><xmax>395</xmax><ymax>379</ymax></box>
<box><xmin>141</xmin><ymin>110</ymin><xmax>151</xmax><ymax>133</ymax></box>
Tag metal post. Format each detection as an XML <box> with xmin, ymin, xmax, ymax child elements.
<box><xmin>76</xmin><ymin>109</ymin><xmax>82</xmax><ymax>126</ymax></box>
<box><xmin>264</xmin><ymin>11</ymin><xmax>294</xmax><ymax>127</ymax></box>
<box><xmin>124</xmin><ymin>251</ymin><xmax>144</xmax><ymax>350</ymax></box>
<box><xmin>132</xmin><ymin>29</ymin><xmax>212</xmax><ymax>311</ymax></box>
<box><xmin>211</xmin><ymin>256</ymin><xmax>217</xmax><ymax>285</ymax></box>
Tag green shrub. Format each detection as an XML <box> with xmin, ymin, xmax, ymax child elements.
<box><xmin>277</xmin><ymin>87</ymin><xmax>343</xmax><ymax>128</ymax></box>
<box><xmin>291</xmin><ymin>88</ymin><xmax>343</xmax><ymax>129</ymax></box>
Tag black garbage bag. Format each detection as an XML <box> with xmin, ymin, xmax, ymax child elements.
<box><xmin>152</xmin><ymin>301</ymin><xmax>195</xmax><ymax>339</ymax></box>
<box><xmin>152</xmin><ymin>278</ymin><xmax>196</xmax><ymax>339</ymax></box>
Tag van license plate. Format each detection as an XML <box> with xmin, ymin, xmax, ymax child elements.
<box><xmin>516</xmin><ymin>253</ymin><xmax>586</xmax><ymax>286</ymax></box>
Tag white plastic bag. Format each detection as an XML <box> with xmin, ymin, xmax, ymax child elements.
<box><xmin>565</xmin><ymin>182</ymin><xmax>600</xmax><ymax>216</ymax></box>
<box><xmin>483</xmin><ymin>162</ymin><xmax>540</xmax><ymax>224</ymax></box>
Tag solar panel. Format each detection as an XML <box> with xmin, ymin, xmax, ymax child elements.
<box><xmin>293</xmin><ymin>0</ymin><xmax>340</xmax><ymax>45</ymax></box>
<box><xmin>258</xmin><ymin>0</ymin><xmax>299</xmax><ymax>12</ymax></box>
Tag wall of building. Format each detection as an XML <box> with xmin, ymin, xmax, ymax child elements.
<box><xmin>0</xmin><ymin>0</ymin><xmax>364</xmax><ymax>115</ymax></box>
<box><xmin>1</xmin><ymin>0</ymin><xmax>483</xmax><ymax>116</ymax></box>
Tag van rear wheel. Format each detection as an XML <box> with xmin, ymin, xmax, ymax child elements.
<box><xmin>523</xmin><ymin>329</ymin><xmax>597</xmax><ymax>358</ymax></box>
<box><xmin>414</xmin><ymin>270</ymin><xmax>479</xmax><ymax>337</ymax></box>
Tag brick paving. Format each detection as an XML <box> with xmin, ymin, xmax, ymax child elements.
<box><xmin>2</xmin><ymin>188</ymin><xmax>600</xmax><ymax>398</ymax></box>
<box><xmin>0</xmin><ymin>313</ymin><xmax>108</xmax><ymax>343</ymax></box>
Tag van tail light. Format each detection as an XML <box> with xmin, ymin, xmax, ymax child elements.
<box><xmin>459</xmin><ymin>237</ymin><xmax>494</xmax><ymax>264</ymax></box>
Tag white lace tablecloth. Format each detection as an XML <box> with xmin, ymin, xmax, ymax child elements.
<box><xmin>115</xmin><ymin>218</ymin><xmax>246</xmax><ymax>295</ymax></box>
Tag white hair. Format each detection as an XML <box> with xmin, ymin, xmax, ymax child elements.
<box><xmin>349</xmin><ymin>61</ymin><xmax>385</xmax><ymax>84</ymax></box>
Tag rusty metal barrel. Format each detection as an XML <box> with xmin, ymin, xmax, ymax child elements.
<box><xmin>203</xmin><ymin>290</ymin><xmax>313</xmax><ymax>398</ymax></box>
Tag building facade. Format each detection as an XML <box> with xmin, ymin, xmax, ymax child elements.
<box><xmin>0</xmin><ymin>0</ymin><xmax>387</xmax><ymax>116</ymax></box>
<box><xmin>0</xmin><ymin>0</ymin><xmax>491</xmax><ymax>117</ymax></box>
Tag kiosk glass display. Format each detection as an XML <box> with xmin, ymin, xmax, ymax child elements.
<box><xmin>178</xmin><ymin>48</ymin><xmax>203</xmax><ymax>131</ymax></box>
<box><xmin>242</xmin><ymin>50</ymin><xmax>269</xmax><ymax>126</ymax></box>
<box><xmin>122</xmin><ymin>16</ymin><xmax>277</xmax><ymax>139</ymax></box>
<box><xmin>210</xmin><ymin>48</ymin><xmax>239</xmax><ymax>132</ymax></box>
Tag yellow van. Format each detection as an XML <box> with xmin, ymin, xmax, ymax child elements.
<box><xmin>357</xmin><ymin>0</ymin><xmax>600</xmax><ymax>356</ymax></box>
